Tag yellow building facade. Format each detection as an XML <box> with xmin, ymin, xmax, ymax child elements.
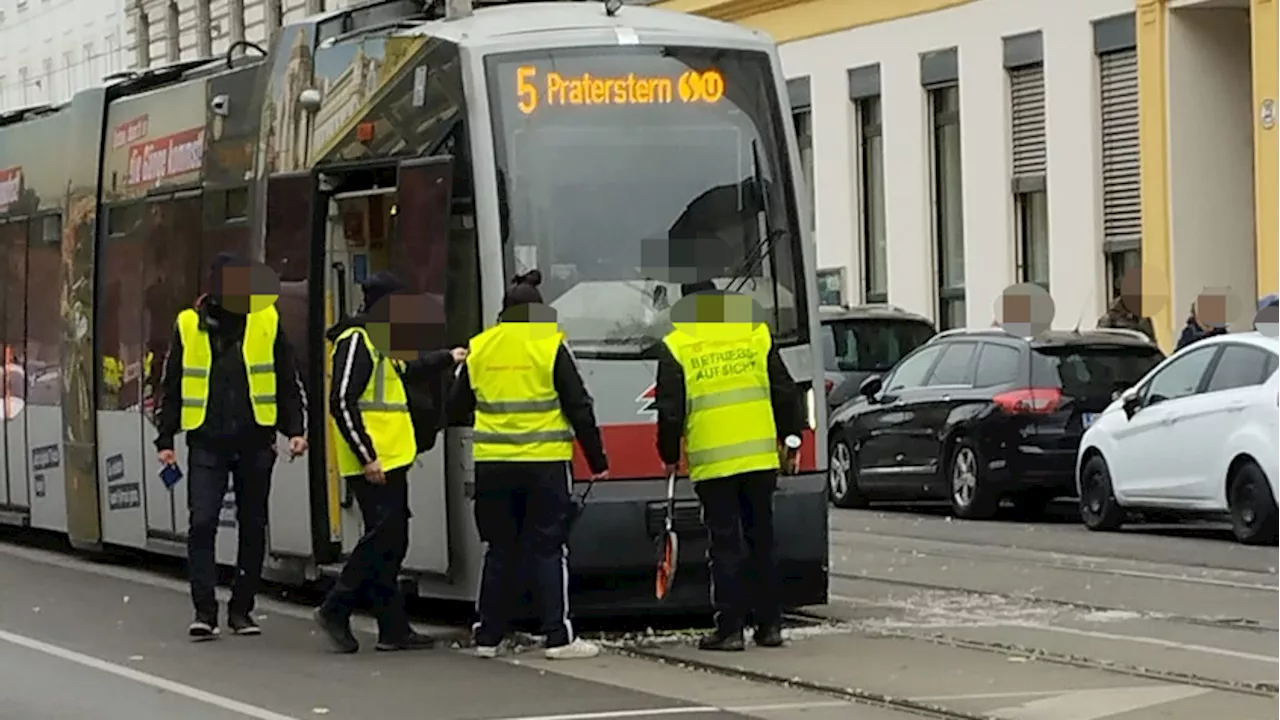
<box><xmin>659</xmin><ymin>0</ymin><xmax>1278</xmax><ymax>349</ymax></box>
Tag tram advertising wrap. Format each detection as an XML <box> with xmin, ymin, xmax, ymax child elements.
<box><xmin>0</xmin><ymin>0</ymin><xmax>828</xmax><ymax>613</ymax></box>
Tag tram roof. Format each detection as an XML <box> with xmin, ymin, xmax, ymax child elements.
<box><xmin>404</xmin><ymin>1</ymin><xmax>770</xmax><ymax>48</ymax></box>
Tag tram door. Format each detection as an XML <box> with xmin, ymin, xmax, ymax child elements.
<box><xmin>323</xmin><ymin>158</ymin><xmax>454</xmax><ymax>577</ymax></box>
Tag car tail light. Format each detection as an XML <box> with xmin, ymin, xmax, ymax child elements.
<box><xmin>825</xmin><ymin>378</ymin><xmax>835</xmax><ymax>394</ymax></box>
<box><xmin>993</xmin><ymin>387</ymin><xmax>1063</xmax><ymax>414</ymax></box>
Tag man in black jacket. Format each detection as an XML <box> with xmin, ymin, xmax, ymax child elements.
<box><xmin>315</xmin><ymin>272</ymin><xmax>467</xmax><ymax>653</ymax></box>
<box><xmin>652</xmin><ymin>282</ymin><xmax>804</xmax><ymax>651</ymax></box>
<box><xmin>155</xmin><ymin>253</ymin><xmax>308</xmax><ymax>640</ymax></box>
<box><xmin>448</xmin><ymin>270</ymin><xmax>609</xmax><ymax>660</ymax></box>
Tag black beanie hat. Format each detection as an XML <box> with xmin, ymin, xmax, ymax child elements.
<box><xmin>360</xmin><ymin>271</ymin><xmax>409</xmax><ymax>313</ymax></box>
<box><xmin>502</xmin><ymin>269</ymin><xmax>544</xmax><ymax>311</ymax></box>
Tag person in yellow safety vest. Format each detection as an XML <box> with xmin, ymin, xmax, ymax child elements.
<box><xmin>154</xmin><ymin>253</ymin><xmax>309</xmax><ymax>642</ymax></box>
<box><xmin>653</xmin><ymin>281</ymin><xmax>804</xmax><ymax>652</ymax></box>
<box><xmin>313</xmin><ymin>271</ymin><xmax>468</xmax><ymax>654</ymax></box>
<box><xmin>447</xmin><ymin>269</ymin><xmax>609</xmax><ymax>661</ymax></box>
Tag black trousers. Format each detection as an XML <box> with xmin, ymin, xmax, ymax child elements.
<box><xmin>321</xmin><ymin>467</ymin><xmax>413</xmax><ymax>641</ymax></box>
<box><xmin>694</xmin><ymin>470</ymin><xmax>781</xmax><ymax>634</ymax></box>
<box><xmin>187</xmin><ymin>443</ymin><xmax>275</xmax><ymax>619</ymax></box>
<box><xmin>473</xmin><ymin>461</ymin><xmax>574</xmax><ymax>649</ymax></box>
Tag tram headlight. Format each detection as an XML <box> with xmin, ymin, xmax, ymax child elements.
<box><xmin>805</xmin><ymin>386</ymin><xmax>816</xmax><ymax>430</ymax></box>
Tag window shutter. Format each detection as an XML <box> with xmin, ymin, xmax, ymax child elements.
<box><xmin>1010</xmin><ymin>64</ymin><xmax>1046</xmax><ymax>181</ymax></box>
<box><xmin>1099</xmin><ymin>48</ymin><xmax>1141</xmax><ymax>246</ymax></box>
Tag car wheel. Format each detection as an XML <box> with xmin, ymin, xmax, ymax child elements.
<box><xmin>1078</xmin><ymin>454</ymin><xmax>1125</xmax><ymax>532</ymax></box>
<box><xmin>949</xmin><ymin>438</ymin><xmax>999</xmax><ymax>520</ymax></box>
<box><xmin>827</xmin><ymin>437</ymin><xmax>868</xmax><ymax>509</ymax></box>
<box><xmin>1227</xmin><ymin>461</ymin><xmax>1278</xmax><ymax>546</ymax></box>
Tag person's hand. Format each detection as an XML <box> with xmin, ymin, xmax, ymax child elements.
<box><xmin>664</xmin><ymin>463</ymin><xmax>678</xmax><ymax>477</ymax></box>
<box><xmin>783</xmin><ymin>449</ymin><xmax>800</xmax><ymax>475</ymax></box>
<box><xmin>157</xmin><ymin>449</ymin><xmax>176</xmax><ymax>466</ymax></box>
<box><xmin>288</xmin><ymin>436</ymin><xmax>308</xmax><ymax>457</ymax></box>
<box><xmin>363</xmin><ymin>459</ymin><xmax>385</xmax><ymax>484</ymax></box>
<box><xmin>590</xmin><ymin>469</ymin><xmax>610</xmax><ymax>481</ymax></box>
<box><xmin>450</xmin><ymin>347</ymin><xmax>468</xmax><ymax>364</ymax></box>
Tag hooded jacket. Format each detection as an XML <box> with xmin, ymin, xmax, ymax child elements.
<box><xmin>155</xmin><ymin>294</ymin><xmax>307</xmax><ymax>452</ymax></box>
<box><xmin>326</xmin><ymin>314</ymin><xmax>456</xmax><ymax>466</ymax></box>
<box><xmin>1176</xmin><ymin>311</ymin><xmax>1227</xmax><ymax>351</ymax></box>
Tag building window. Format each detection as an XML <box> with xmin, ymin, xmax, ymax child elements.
<box><xmin>856</xmin><ymin>95</ymin><xmax>887</xmax><ymax>303</ymax></box>
<box><xmin>816</xmin><ymin>268</ymin><xmax>844</xmax><ymax>307</ymax></box>
<box><xmin>1099</xmin><ymin>47</ymin><xmax>1141</xmax><ymax>303</ymax></box>
<box><xmin>62</xmin><ymin>51</ymin><xmax>74</xmax><ymax>98</ymax></box>
<box><xmin>83</xmin><ymin>42</ymin><xmax>96</xmax><ymax>86</ymax></box>
<box><xmin>1016</xmin><ymin>191</ymin><xmax>1050</xmax><ymax>287</ymax></box>
<box><xmin>1009</xmin><ymin>60</ymin><xmax>1049</xmax><ymax>290</ymax></box>
<box><xmin>793</xmin><ymin>107</ymin><xmax>815</xmax><ymax>230</ymax></box>
<box><xmin>19</xmin><ymin>67</ymin><xmax>29</xmax><ymax>104</ymax></box>
<box><xmin>106</xmin><ymin>33</ymin><xmax>118</xmax><ymax>73</ymax></box>
<box><xmin>41</xmin><ymin>57</ymin><xmax>53</xmax><ymax>102</ymax></box>
<box><xmin>929</xmin><ymin>84</ymin><xmax>965</xmax><ymax>330</ymax></box>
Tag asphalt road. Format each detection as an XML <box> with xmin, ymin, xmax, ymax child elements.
<box><xmin>0</xmin><ymin>504</ymin><xmax>1273</xmax><ymax>720</ymax></box>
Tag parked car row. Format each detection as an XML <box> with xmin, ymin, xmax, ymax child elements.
<box><xmin>821</xmin><ymin>308</ymin><xmax>1279</xmax><ymax>546</ymax></box>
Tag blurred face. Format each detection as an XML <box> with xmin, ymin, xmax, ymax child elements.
<box><xmin>1195</xmin><ymin>292</ymin><xmax>1229</xmax><ymax>329</ymax></box>
<box><xmin>217</xmin><ymin>263</ymin><xmax>280</xmax><ymax>314</ymax></box>
<box><xmin>365</xmin><ymin>293</ymin><xmax>447</xmax><ymax>361</ymax></box>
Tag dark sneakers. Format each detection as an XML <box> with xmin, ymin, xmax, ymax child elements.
<box><xmin>188</xmin><ymin>614</ymin><xmax>220</xmax><ymax>642</ymax></box>
<box><xmin>375</xmin><ymin>631</ymin><xmax>436</xmax><ymax>652</ymax></box>
<box><xmin>314</xmin><ymin>607</ymin><xmax>359</xmax><ymax>654</ymax></box>
<box><xmin>228</xmin><ymin>613</ymin><xmax>261</xmax><ymax>636</ymax></box>
<box><xmin>698</xmin><ymin>629</ymin><xmax>745</xmax><ymax>652</ymax></box>
<box><xmin>753</xmin><ymin>625</ymin><xmax>784</xmax><ymax>648</ymax></box>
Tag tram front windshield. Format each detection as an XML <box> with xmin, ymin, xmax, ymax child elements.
<box><xmin>485</xmin><ymin>45</ymin><xmax>806</xmax><ymax>354</ymax></box>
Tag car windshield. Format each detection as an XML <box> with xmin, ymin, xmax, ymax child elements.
<box><xmin>1032</xmin><ymin>344</ymin><xmax>1164</xmax><ymax>398</ymax></box>
<box><xmin>485</xmin><ymin>45</ymin><xmax>806</xmax><ymax>355</ymax></box>
<box><xmin>822</xmin><ymin>319</ymin><xmax>935</xmax><ymax>372</ymax></box>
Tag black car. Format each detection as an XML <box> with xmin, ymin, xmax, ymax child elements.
<box><xmin>819</xmin><ymin>305</ymin><xmax>936</xmax><ymax>412</ymax></box>
<box><xmin>827</xmin><ymin>327</ymin><xmax>1165</xmax><ymax>519</ymax></box>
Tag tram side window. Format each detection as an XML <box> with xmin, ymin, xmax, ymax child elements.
<box><xmin>141</xmin><ymin>197</ymin><xmax>203</xmax><ymax>426</ymax></box>
<box><xmin>263</xmin><ymin>174</ymin><xmax>317</xmax><ymax>411</ymax></box>
<box><xmin>202</xmin><ymin>185</ymin><xmax>249</xmax><ymax>270</ymax></box>
<box><xmin>24</xmin><ymin>214</ymin><xmax>60</xmax><ymax>408</ymax></box>
<box><xmin>100</xmin><ymin>204</ymin><xmax>145</xmax><ymax>412</ymax></box>
<box><xmin>395</xmin><ymin>158</ymin><xmax>455</xmax><ymax>355</ymax></box>
<box><xmin>202</xmin><ymin>187</ymin><xmax>251</xmax><ymax>269</ymax></box>
<box><xmin>1</xmin><ymin>221</ymin><xmax>27</xmax><ymax>409</ymax></box>
<box><xmin>445</xmin><ymin>129</ymin><xmax>482</xmax><ymax>348</ymax></box>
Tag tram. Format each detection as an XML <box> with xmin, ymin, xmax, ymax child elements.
<box><xmin>0</xmin><ymin>0</ymin><xmax>829</xmax><ymax>613</ymax></box>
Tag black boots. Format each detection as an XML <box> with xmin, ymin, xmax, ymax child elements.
<box><xmin>314</xmin><ymin>606</ymin><xmax>359</xmax><ymax>654</ymax></box>
<box><xmin>698</xmin><ymin>625</ymin><xmax>784</xmax><ymax>651</ymax></box>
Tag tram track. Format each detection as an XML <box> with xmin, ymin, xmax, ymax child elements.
<box><xmin>829</xmin><ymin>569</ymin><xmax>1280</xmax><ymax>634</ymax></box>
<box><xmin>599</xmin><ymin>617</ymin><xmax>1275</xmax><ymax>720</ymax></box>
<box><xmin>832</xmin><ymin>533</ymin><xmax>1279</xmax><ymax>593</ymax></box>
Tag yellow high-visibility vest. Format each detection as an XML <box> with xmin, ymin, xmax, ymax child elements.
<box><xmin>328</xmin><ymin>326</ymin><xmax>416</xmax><ymax>476</ymax></box>
<box><xmin>466</xmin><ymin>322</ymin><xmax>573</xmax><ymax>462</ymax></box>
<box><xmin>102</xmin><ymin>356</ymin><xmax>123</xmax><ymax>392</ymax></box>
<box><xmin>662</xmin><ymin>321</ymin><xmax>779</xmax><ymax>482</ymax></box>
<box><xmin>176</xmin><ymin>305</ymin><xmax>279</xmax><ymax>431</ymax></box>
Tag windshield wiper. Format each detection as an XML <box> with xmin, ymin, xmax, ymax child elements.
<box><xmin>728</xmin><ymin>139</ymin><xmax>788</xmax><ymax>293</ymax></box>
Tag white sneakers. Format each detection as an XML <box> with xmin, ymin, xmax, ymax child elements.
<box><xmin>473</xmin><ymin>637</ymin><xmax>601</xmax><ymax>660</ymax></box>
<box><xmin>544</xmin><ymin>638</ymin><xmax>601</xmax><ymax>660</ymax></box>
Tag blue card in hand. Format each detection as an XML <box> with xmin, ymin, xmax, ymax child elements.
<box><xmin>160</xmin><ymin>463</ymin><xmax>183</xmax><ymax>489</ymax></box>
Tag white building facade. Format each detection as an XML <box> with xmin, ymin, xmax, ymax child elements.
<box><xmin>779</xmin><ymin>0</ymin><xmax>1141</xmax><ymax>331</ymax></box>
<box><xmin>0</xmin><ymin>0</ymin><xmax>358</xmax><ymax>112</ymax></box>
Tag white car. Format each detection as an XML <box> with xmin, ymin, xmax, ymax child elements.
<box><xmin>1076</xmin><ymin>332</ymin><xmax>1279</xmax><ymax>545</ymax></box>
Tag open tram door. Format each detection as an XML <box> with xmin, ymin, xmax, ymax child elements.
<box><xmin>322</xmin><ymin>155</ymin><xmax>456</xmax><ymax>579</ymax></box>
